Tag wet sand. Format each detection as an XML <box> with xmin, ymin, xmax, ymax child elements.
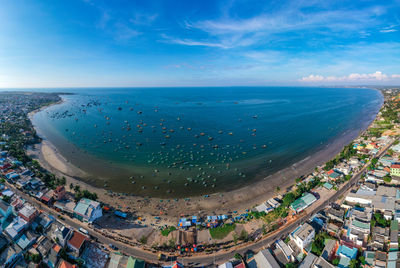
<box><xmin>27</xmin><ymin>115</ymin><xmax>374</xmax><ymax>224</ymax></box>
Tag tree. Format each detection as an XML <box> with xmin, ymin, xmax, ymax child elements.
<box><xmin>69</xmin><ymin>183</ymin><xmax>74</xmax><ymax>190</ymax></box>
<box><xmin>74</xmin><ymin>185</ymin><xmax>80</xmax><ymax>193</ymax></box>
<box><xmin>234</xmin><ymin>253</ymin><xmax>243</xmax><ymax>260</ymax></box>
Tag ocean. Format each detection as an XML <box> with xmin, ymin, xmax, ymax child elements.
<box><xmin>31</xmin><ymin>87</ymin><xmax>382</xmax><ymax>197</ymax></box>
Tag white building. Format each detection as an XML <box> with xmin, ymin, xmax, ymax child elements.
<box><xmin>291</xmin><ymin>223</ymin><xmax>315</xmax><ymax>251</ymax></box>
<box><xmin>73</xmin><ymin>198</ymin><xmax>103</xmax><ymax>223</ymax></box>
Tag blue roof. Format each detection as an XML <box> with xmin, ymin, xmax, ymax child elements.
<box><xmin>337</xmin><ymin>245</ymin><xmax>357</xmax><ymax>260</ymax></box>
<box><xmin>74</xmin><ymin>201</ymin><xmax>89</xmax><ymax>215</ymax></box>
<box><xmin>114</xmin><ymin>210</ymin><xmax>127</xmax><ymax>218</ymax></box>
<box><xmin>16</xmin><ymin>234</ymin><xmax>31</xmax><ymax>250</ymax></box>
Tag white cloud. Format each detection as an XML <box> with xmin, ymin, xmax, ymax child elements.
<box><xmin>300</xmin><ymin>71</ymin><xmax>400</xmax><ymax>83</ymax></box>
<box><xmin>168</xmin><ymin>3</ymin><xmax>387</xmax><ymax>49</ymax></box>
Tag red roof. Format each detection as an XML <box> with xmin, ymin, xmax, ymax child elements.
<box><xmin>55</xmin><ymin>186</ymin><xmax>65</xmax><ymax>192</ymax></box>
<box><xmin>234</xmin><ymin>262</ymin><xmax>246</xmax><ymax>268</ymax></box>
<box><xmin>391</xmin><ymin>164</ymin><xmax>400</xmax><ymax>169</ymax></box>
<box><xmin>41</xmin><ymin>195</ymin><xmax>51</xmax><ymax>202</ymax></box>
<box><xmin>68</xmin><ymin>231</ymin><xmax>87</xmax><ymax>250</ymax></box>
<box><xmin>327</xmin><ymin>170</ymin><xmax>334</xmax><ymax>175</ymax></box>
<box><xmin>53</xmin><ymin>244</ymin><xmax>61</xmax><ymax>253</ymax></box>
<box><xmin>58</xmin><ymin>260</ymin><xmax>77</xmax><ymax>268</ymax></box>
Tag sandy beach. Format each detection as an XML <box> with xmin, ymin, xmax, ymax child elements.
<box><xmin>27</xmin><ymin>115</ymin><xmax>374</xmax><ymax>224</ymax></box>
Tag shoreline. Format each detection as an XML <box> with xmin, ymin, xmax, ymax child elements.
<box><xmin>26</xmin><ymin>89</ymin><xmax>384</xmax><ymax>222</ymax></box>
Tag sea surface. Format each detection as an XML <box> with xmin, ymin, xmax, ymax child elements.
<box><xmin>31</xmin><ymin>87</ymin><xmax>382</xmax><ymax>197</ymax></box>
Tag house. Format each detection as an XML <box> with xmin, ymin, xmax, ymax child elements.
<box><xmin>53</xmin><ymin>186</ymin><xmax>66</xmax><ymax>201</ymax></box>
<box><xmin>73</xmin><ymin>198</ymin><xmax>102</xmax><ymax>223</ymax></box>
<box><xmin>41</xmin><ymin>190</ymin><xmax>54</xmax><ymax>205</ymax></box>
<box><xmin>336</xmin><ymin>244</ymin><xmax>358</xmax><ymax>268</ymax></box>
<box><xmin>57</xmin><ymin>260</ymin><xmax>78</xmax><ymax>268</ymax></box>
<box><xmin>390</xmin><ymin>164</ymin><xmax>400</xmax><ymax>177</ymax></box>
<box><xmin>326</xmin><ymin>207</ymin><xmax>345</xmax><ymax>223</ymax></box>
<box><xmin>0</xmin><ymin>199</ymin><xmax>12</xmax><ymax>231</ymax></box>
<box><xmin>247</xmin><ymin>249</ymin><xmax>280</xmax><ymax>268</ymax></box>
<box><xmin>5</xmin><ymin>216</ymin><xmax>27</xmax><ymax>240</ymax></box>
<box><xmin>275</xmin><ymin>240</ymin><xmax>294</xmax><ymax>262</ymax></box>
<box><xmin>218</xmin><ymin>262</ymin><xmax>233</xmax><ymax>268</ymax></box>
<box><xmin>364</xmin><ymin>251</ymin><xmax>375</xmax><ymax>268</ymax></box>
<box><xmin>126</xmin><ymin>256</ymin><xmax>146</xmax><ymax>268</ymax></box>
<box><xmin>107</xmin><ymin>252</ymin><xmax>124</xmax><ymax>268</ymax></box>
<box><xmin>46</xmin><ymin>244</ymin><xmax>61</xmax><ymax>268</ymax></box>
<box><xmin>18</xmin><ymin>203</ymin><xmax>38</xmax><ymax>223</ymax></box>
<box><xmin>321</xmin><ymin>239</ymin><xmax>338</xmax><ymax>261</ymax></box>
<box><xmin>390</xmin><ymin>220</ymin><xmax>399</xmax><ymax>251</ymax></box>
<box><xmin>345</xmin><ymin>189</ymin><xmax>375</xmax><ymax>205</ymax></box>
<box><xmin>67</xmin><ymin>230</ymin><xmax>88</xmax><ymax>257</ymax></box>
<box><xmin>36</xmin><ymin>236</ymin><xmax>54</xmax><ymax>259</ymax></box>
<box><xmin>290</xmin><ymin>193</ymin><xmax>317</xmax><ymax>213</ymax></box>
<box><xmin>16</xmin><ymin>230</ymin><xmax>37</xmax><ymax>250</ymax></box>
<box><xmin>387</xmin><ymin>251</ymin><xmax>400</xmax><ymax>268</ymax></box>
<box><xmin>299</xmin><ymin>252</ymin><xmax>317</xmax><ymax>268</ymax></box>
<box><xmin>291</xmin><ymin>223</ymin><xmax>315</xmax><ymax>251</ymax></box>
<box><xmin>375</xmin><ymin>251</ymin><xmax>387</xmax><ymax>267</ymax></box>
<box><xmin>53</xmin><ymin>225</ymin><xmax>73</xmax><ymax>247</ymax></box>
<box><xmin>371</xmin><ymin>226</ymin><xmax>389</xmax><ymax>250</ymax></box>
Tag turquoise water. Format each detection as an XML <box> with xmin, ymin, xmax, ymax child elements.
<box><xmin>32</xmin><ymin>87</ymin><xmax>382</xmax><ymax>197</ymax></box>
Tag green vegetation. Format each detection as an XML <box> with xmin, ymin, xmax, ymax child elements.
<box><xmin>324</xmin><ymin>143</ymin><xmax>358</xmax><ymax>170</ymax></box>
<box><xmin>332</xmin><ymin>257</ymin><xmax>340</xmax><ymax>266</ymax></box>
<box><xmin>383</xmin><ymin>175</ymin><xmax>392</xmax><ymax>183</ymax></box>
<box><xmin>139</xmin><ymin>235</ymin><xmax>147</xmax><ymax>244</ymax></box>
<box><xmin>311</xmin><ymin>232</ymin><xmax>335</xmax><ymax>256</ymax></box>
<box><xmin>74</xmin><ymin>188</ymin><xmax>98</xmax><ymax>202</ymax></box>
<box><xmin>371</xmin><ymin>212</ymin><xmax>390</xmax><ymax>228</ymax></box>
<box><xmin>161</xmin><ymin>226</ymin><xmax>176</xmax><ymax>237</ymax></box>
<box><xmin>234</xmin><ymin>253</ymin><xmax>243</xmax><ymax>260</ymax></box>
<box><xmin>209</xmin><ymin>224</ymin><xmax>236</xmax><ymax>240</ymax></box>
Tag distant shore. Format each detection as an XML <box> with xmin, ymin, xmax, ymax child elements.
<box><xmin>26</xmin><ymin>89</ymin><xmax>383</xmax><ymax>222</ymax></box>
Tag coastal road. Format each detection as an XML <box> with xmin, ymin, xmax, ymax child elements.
<box><xmin>6</xmin><ymin>139</ymin><xmax>395</xmax><ymax>266</ymax></box>
<box><xmin>175</xmin><ymin>138</ymin><xmax>396</xmax><ymax>266</ymax></box>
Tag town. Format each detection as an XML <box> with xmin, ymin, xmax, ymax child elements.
<box><xmin>1</xmin><ymin>88</ymin><xmax>400</xmax><ymax>267</ymax></box>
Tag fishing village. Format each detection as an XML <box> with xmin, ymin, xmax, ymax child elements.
<box><xmin>0</xmin><ymin>88</ymin><xmax>396</xmax><ymax>267</ymax></box>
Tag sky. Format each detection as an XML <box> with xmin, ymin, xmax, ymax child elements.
<box><xmin>1</xmin><ymin>0</ymin><xmax>400</xmax><ymax>87</ymax></box>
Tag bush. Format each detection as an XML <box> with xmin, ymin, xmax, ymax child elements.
<box><xmin>209</xmin><ymin>224</ymin><xmax>236</xmax><ymax>240</ymax></box>
<box><xmin>161</xmin><ymin>226</ymin><xmax>176</xmax><ymax>237</ymax></box>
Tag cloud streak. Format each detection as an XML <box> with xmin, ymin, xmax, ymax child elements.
<box><xmin>169</xmin><ymin>2</ymin><xmax>388</xmax><ymax>49</ymax></box>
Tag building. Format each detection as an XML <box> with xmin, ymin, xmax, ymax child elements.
<box><xmin>345</xmin><ymin>189</ymin><xmax>375</xmax><ymax>205</ymax></box>
<box><xmin>326</xmin><ymin>207</ymin><xmax>345</xmax><ymax>223</ymax></box>
<box><xmin>126</xmin><ymin>256</ymin><xmax>146</xmax><ymax>268</ymax></box>
<box><xmin>290</xmin><ymin>193</ymin><xmax>317</xmax><ymax>214</ymax></box>
<box><xmin>67</xmin><ymin>230</ymin><xmax>88</xmax><ymax>257</ymax></box>
<box><xmin>5</xmin><ymin>216</ymin><xmax>27</xmax><ymax>240</ymax></box>
<box><xmin>336</xmin><ymin>244</ymin><xmax>358</xmax><ymax>268</ymax></box>
<box><xmin>53</xmin><ymin>186</ymin><xmax>66</xmax><ymax>201</ymax></box>
<box><xmin>390</xmin><ymin>164</ymin><xmax>400</xmax><ymax>177</ymax></box>
<box><xmin>291</xmin><ymin>223</ymin><xmax>315</xmax><ymax>251</ymax></box>
<box><xmin>0</xmin><ymin>199</ymin><xmax>12</xmax><ymax>231</ymax></box>
<box><xmin>321</xmin><ymin>239</ymin><xmax>338</xmax><ymax>261</ymax></box>
<box><xmin>57</xmin><ymin>260</ymin><xmax>78</xmax><ymax>268</ymax></box>
<box><xmin>299</xmin><ymin>252</ymin><xmax>317</xmax><ymax>268</ymax></box>
<box><xmin>53</xmin><ymin>225</ymin><xmax>73</xmax><ymax>247</ymax></box>
<box><xmin>18</xmin><ymin>203</ymin><xmax>38</xmax><ymax>223</ymax></box>
<box><xmin>247</xmin><ymin>249</ymin><xmax>280</xmax><ymax>268</ymax></box>
<box><xmin>73</xmin><ymin>198</ymin><xmax>102</xmax><ymax>223</ymax></box>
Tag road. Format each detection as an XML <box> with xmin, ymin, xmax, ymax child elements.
<box><xmin>6</xmin><ymin>139</ymin><xmax>395</xmax><ymax>266</ymax></box>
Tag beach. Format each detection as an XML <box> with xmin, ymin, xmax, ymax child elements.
<box><xmin>27</xmin><ymin>103</ymin><xmax>378</xmax><ymax>224</ymax></box>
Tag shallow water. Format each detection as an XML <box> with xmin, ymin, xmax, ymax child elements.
<box><xmin>31</xmin><ymin>87</ymin><xmax>382</xmax><ymax>197</ymax></box>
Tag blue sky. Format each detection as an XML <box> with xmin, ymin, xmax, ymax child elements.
<box><xmin>1</xmin><ymin>0</ymin><xmax>400</xmax><ymax>87</ymax></box>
